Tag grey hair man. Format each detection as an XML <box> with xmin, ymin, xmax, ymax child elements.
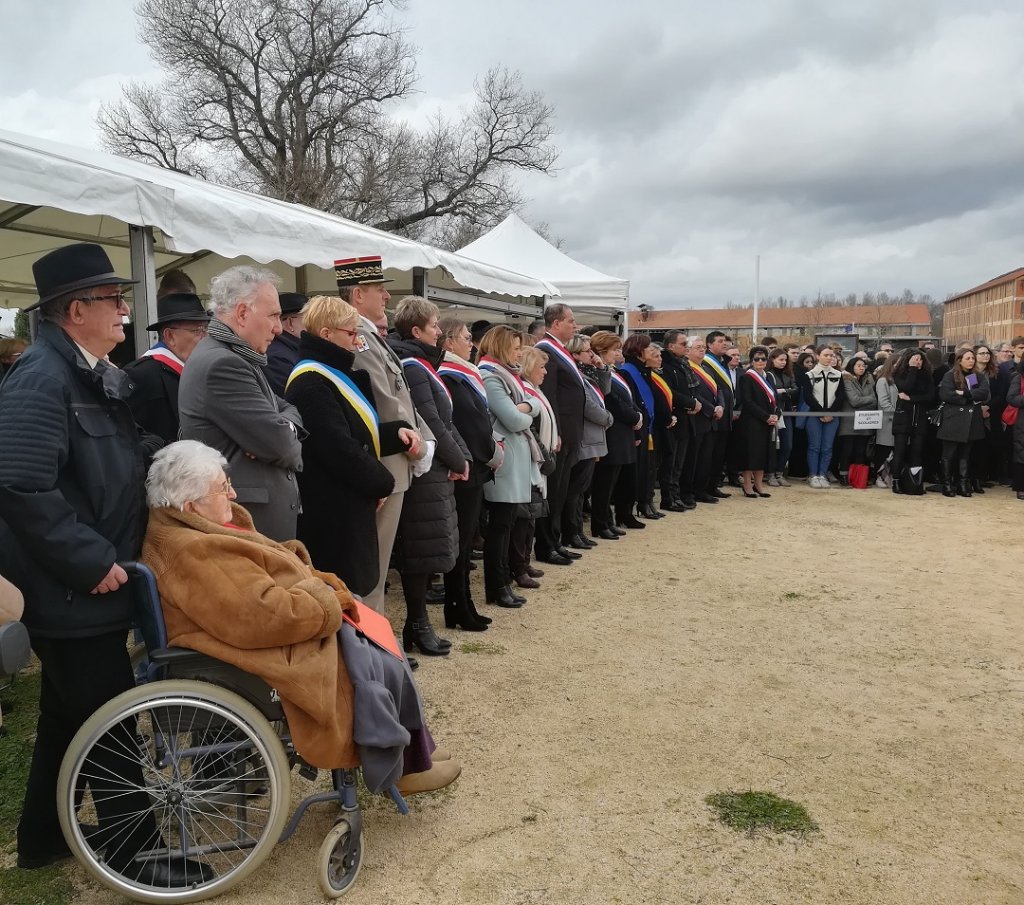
<box><xmin>178</xmin><ymin>265</ymin><xmax>304</xmax><ymax>541</ymax></box>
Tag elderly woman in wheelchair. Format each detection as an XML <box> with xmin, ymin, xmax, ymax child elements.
<box><xmin>59</xmin><ymin>440</ymin><xmax>459</xmax><ymax>902</ymax></box>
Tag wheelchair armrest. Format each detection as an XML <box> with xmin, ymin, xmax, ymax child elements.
<box><xmin>148</xmin><ymin>646</ymin><xmax>212</xmax><ymax>669</ymax></box>
<box><xmin>0</xmin><ymin>621</ymin><xmax>31</xmax><ymax>677</ymax></box>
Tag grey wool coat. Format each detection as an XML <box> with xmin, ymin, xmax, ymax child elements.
<box><xmin>178</xmin><ymin>325</ymin><xmax>304</xmax><ymax>542</ymax></box>
<box><xmin>579</xmin><ymin>370</ymin><xmax>614</xmax><ymax>460</ymax></box>
<box><xmin>388</xmin><ymin>337</ymin><xmax>469</xmax><ymax>575</ymax></box>
<box><xmin>838</xmin><ymin>373</ymin><xmax>877</xmax><ymax>437</ymax></box>
<box><xmin>875</xmin><ymin>377</ymin><xmax>899</xmax><ymax>447</ymax></box>
<box><xmin>482</xmin><ymin>363</ymin><xmax>541</xmax><ymax>505</ymax></box>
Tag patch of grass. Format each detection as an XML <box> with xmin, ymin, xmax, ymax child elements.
<box><xmin>458</xmin><ymin>641</ymin><xmax>505</xmax><ymax>655</ymax></box>
<box><xmin>706</xmin><ymin>790</ymin><xmax>818</xmax><ymax>836</ymax></box>
<box><xmin>781</xmin><ymin>591</ymin><xmax>804</xmax><ymax>600</ymax></box>
<box><xmin>0</xmin><ymin>670</ymin><xmax>74</xmax><ymax>905</ymax></box>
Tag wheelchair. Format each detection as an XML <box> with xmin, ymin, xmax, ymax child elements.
<box><xmin>57</xmin><ymin>562</ymin><xmax>409</xmax><ymax>903</ymax></box>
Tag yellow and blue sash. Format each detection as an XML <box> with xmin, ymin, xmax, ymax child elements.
<box><xmin>287</xmin><ymin>359</ymin><xmax>380</xmax><ymax>457</ymax></box>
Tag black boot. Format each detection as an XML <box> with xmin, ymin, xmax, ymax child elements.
<box><xmin>463</xmin><ymin>571</ymin><xmax>491</xmax><ymax>624</ymax></box>
<box><xmin>941</xmin><ymin>459</ymin><xmax>956</xmax><ymax>497</ymax></box>
<box><xmin>957</xmin><ymin>457</ymin><xmax>972</xmax><ymax>497</ymax></box>
<box><xmin>485</xmin><ymin>586</ymin><xmax>523</xmax><ymax>608</ymax></box>
<box><xmin>971</xmin><ymin>478</ymin><xmax>985</xmax><ymax>494</ymax></box>
<box><xmin>615</xmin><ymin>505</ymin><xmax>645</xmax><ymax>528</ymax></box>
<box><xmin>891</xmin><ymin>478</ymin><xmax>902</xmax><ymax>494</ymax></box>
<box><xmin>444</xmin><ymin>597</ymin><xmax>488</xmax><ymax>632</ymax></box>
<box><xmin>402</xmin><ymin>619</ymin><xmax>451</xmax><ymax>656</ymax></box>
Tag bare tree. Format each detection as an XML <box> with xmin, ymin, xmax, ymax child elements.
<box><xmin>98</xmin><ymin>0</ymin><xmax>557</xmax><ymax>243</ymax></box>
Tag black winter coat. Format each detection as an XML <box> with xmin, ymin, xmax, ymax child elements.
<box><xmin>1006</xmin><ymin>374</ymin><xmax>1024</xmax><ymax>464</ymax></box>
<box><xmin>263</xmin><ymin>331</ymin><xmax>300</xmax><ymax>396</ymax></box>
<box><xmin>891</xmin><ymin>368</ymin><xmax>934</xmax><ymax>437</ymax></box>
<box><xmin>537</xmin><ymin>334</ymin><xmax>587</xmax><ymax>449</ymax></box>
<box><xmin>285</xmin><ymin>333</ymin><xmax>408</xmax><ymax>596</ymax></box>
<box><xmin>603</xmin><ymin>374</ymin><xmax>642</xmax><ymax>465</ymax></box>
<box><xmin>389</xmin><ymin>336</ymin><xmax>469</xmax><ymax>575</ymax></box>
<box><xmin>688</xmin><ymin>362</ymin><xmax>719</xmax><ymax>436</ymax></box>
<box><xmin>937</xmin><ymin>370</ymin><xmax>989</xmax><ymax>444</ymax></box>
<box><xmin>660</xmin><ymin>350</ymin><xmax>698</xmax><ymax>419</ymax></box>
<box><xmin>439</xmin><ymin>358</ymin><xmax>496</xmax><ymax>490</ymax></box>
<box><xmin>123</xmin><ymin>353</ymin><xmax>182</xmax><ymax>444</ymax></box>
<box><xmin>0</xmin><ymin>322</ymin><xmax>160</xmax><ymax>638</ymax></box>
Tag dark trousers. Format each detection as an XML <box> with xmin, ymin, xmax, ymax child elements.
<box><xmin>658</xmin><ymin>424</ymin><xmax>688</xmax><ymax>503</ymax></box>
<box><xmin>444</xmin><ymin>480</ymin><xmax>483</xmax><ymax>606</ymax></box>
<box><xmin>682</xmin><ymin>431</ymin><xmax>712</xmax><ymax>499</ymax></box>
<box><xmin>485</xmin><ymin>500</ymin><xmax>517</xmax><ymax>592</ymax></box>
<box><xmin>535</xmin><ymin>446</ymin><xmax>573</xmax><ymax>557</ymax></box>
<box><xmin>612</xmin><ymin>463</ymin><xmax>637</xmax><ymax>521</ymax></box>
<box><xmin>706</xmin><ymin>428</ymin><xmax>731</xmax><ymax>491</ymax></box>
<box><xmin>509</xmin><ymin>516</ymin><xmax>535</xmax><ymax>578</ymax></box>
<box><xmin>563</xmin><ymin>457</ymin><xmax>596</xmax><ymax>539</ymax></box>
<box><xmin>590</xmin><ymin>460</ymin><xmax>621</xmax><ymax>533</ymax></box>
<box><xmin>633</xmin><ymin>436</ymin><xmax>653</xmax><ymax>506</ymax></box>
<box><xmin>19</xmin><ymin>631</ymin><xmax>158</xmax><ymax>865</ymax></box>
<box><xmin>892</xmin><ymin>432</ymin><xmax>925</xmax><ymax>479</ymax></box>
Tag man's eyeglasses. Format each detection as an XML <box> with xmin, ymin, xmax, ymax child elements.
<box><xmin>76</xmin><ymin>292</ymin><xmax>131</xmax><ymax>306</ymax></box>
<box><xmin>171</xmin><ymin>324</ymin><xmax>208</xmax><ymax>336</ymax></box>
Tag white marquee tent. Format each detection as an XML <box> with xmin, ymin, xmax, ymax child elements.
<box><xmin>457</xmin><ymin>213</ymin><xmax>629</xmax><ymax>314</ymax></box>
<box><xmin>0</xmin><ymin>129</ymin><xmax>557</xmax><ymax>346</ymax></box>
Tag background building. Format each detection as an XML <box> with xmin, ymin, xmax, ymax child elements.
<box><xmin>628</xmin><ymin>304</ymin><xmax>932</xmax><ymax>350</ymax></box>
<box><xmin>943</xmin><ymin>268</ymin><xmax>1024</xmax><ymax>348</ymax></box>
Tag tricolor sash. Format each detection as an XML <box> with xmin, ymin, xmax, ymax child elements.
<box><xmin>703</xmin><ymin>353</ymin><xmax>732</xmax><ymax>389</ymax></box>
<box><xmin>536</xmin><ymin>337</ymin><xmax>586</xmax><ymax>386</ymax></box>
<box><xmin>286</xmin><ymin>359</ymin><xmax>380</xmax><ymax>457</ymax></box>
<box><xmin>650</xmin><ymin>372</ymin><xmax>672</xmax><ymax>410</ymax></box>
<box><xmin>401</xmin><ymin>357</ymin><xmax>452</xmax><ymax>404</ymax></box>
<box><xmin>438</xmin><ymin>360</ymin><xmax>488</xmax><ymax>407</ymax></box>
<box><xmin>479</xmin><ymin>356</ymin><xmax>529</xmax><ymax>397</ymax></box>
<box><xmin>610</xmin><ymin>370</ymin><xmax>633</xmax><ymax>395</ymax></box>
<box><xmin>142</xmin><ymin>344</ymin><xmax>184</xmax><ymax>375</ymax></box>
<box><xmin>745</xmin><ymin>368</ymin><xmax>778</xmax><ymax>406</ymax></box>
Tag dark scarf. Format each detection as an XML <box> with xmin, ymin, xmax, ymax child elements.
<box><xmin>208</xmin><ymin>317</ymin><xmax>268</xmax><ymax>367</ymax></box>
<box><xmin>296</xmin><ymin>331</ymin><xmax>356</xmax><ymax>373</ymax></box>
<box><xmin>387</xmin><ymin>335</ymin><xmax>445</xmax><ymax>367</ymax></box>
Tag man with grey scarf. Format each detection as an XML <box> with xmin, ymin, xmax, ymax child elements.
<box><xmin>179</xmin><ymin>266</ymin><xmax>305</xmax><ymax>541</ymax></box>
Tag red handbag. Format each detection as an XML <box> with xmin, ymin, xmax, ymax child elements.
<box><xmin>1002</xmin><ymin>405</ymin><xmax>1019</xmax><ymax>427</ymax></box>
<box><xmin>848</xmin><ymin>463</ymin><xmax>870</xmax><ymax>489</ymax></box>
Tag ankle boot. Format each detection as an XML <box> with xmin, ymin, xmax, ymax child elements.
<box><xmin>443</xmin><ymin>598</ymin><xmax>488</xmax><ymax>632</ymax></box>
<box><xmin>504</xmin><ymin>584</ymin><xmax>526</xmax><ymax>604</ymax></box>
<box><xmin>463</xmin><ymin>574</ymin><xmax>491</xmax><ymax>624</ymax></box>
<box><xmin>941</xmin><ymin>459</ymin><xmax>956</xmax><ymax>497</ymax></box>
<box><xmin>971</xmin><ymin>478</ymin><xmax>985</xmax><ymax>494</ymax></box>
<box><xmin>402</xmin><ymin>619</ymin><xmax>452</xmax><ymax>656</ymax></box>
<box><xmin>485</xmin><ymin>586</ymin><xmax>523</xmax><ymax>608</ymax></box>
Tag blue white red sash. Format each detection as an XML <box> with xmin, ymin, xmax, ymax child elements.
<box><xmin>584</xmin><ymin>377</ymin><xmax>607</xmax><ymax>409</ymax></box>
<box><xmin>142</xmin><ymin>344</ymin><xmax>184</xmax><ymax>375</ymax></box>
<box><xmin>745</xmin><ymin>368</ymin><xmax>777</xmax><ymax>405</ymax></box>
<box><xmin>610</xmin><ymin>370</ymin><xmax>633</xmax><ymax>395</ymax></box>
<box><xmin>438</xmin><ymin>360</ymin><xmax>488</xmax><ymax>407</ymax></box>
<box><xmin>536</xmin><ymin>336</ymin><xmax>586</xmax><ymax>386</ymax></box>
<box><xmin>401</xmin><ymin>357</ymin><xmax>452</xmax><ymax>404</ymax></box>
<box><xmin>286</xmin><ymin>359</ymin><xmax>380</xmax><ymax>456</ymax></box>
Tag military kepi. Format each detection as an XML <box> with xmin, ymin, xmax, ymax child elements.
<box><xmin>28</xmin><ymin>243</ymin><xmax>138</xmax><ymax>311</ymax></box>
<box><xmin>334</xmin><ymin>255</ymin><xmax>392</xmax><ymax>288</ymax></box>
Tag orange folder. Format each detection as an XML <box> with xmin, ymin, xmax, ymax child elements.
<box><xmin>342</xmin><ymin>601</ymin><xmax>404</xmax><ymax>661</ymax></box>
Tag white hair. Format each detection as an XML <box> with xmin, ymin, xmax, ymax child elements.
<box><xmin>208</xmin><ymin>265</ymin><xmax>281</xmax><ymax>317</ymax></box>
<box><xmin>146</xmin><ymin>440</ymin><xmax>227</xmax><ymax>508</ymax></box>
<box><xmin>686</xmin><ymin>336</ymin><xmax>705</xmax><ymax>349</ymax></box>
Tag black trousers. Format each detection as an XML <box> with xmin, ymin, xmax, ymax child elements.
<box><xmin>590</xmin><ymin>460</ymin><xmax>621</xmax><ymax>533</ymax></box>
<box><xmin>657</xmin><ymin>424</ymin><xmax>689</xmax><ymax>502</ymax></box>
<box><xmin>509</xmin><ymin>516</ymin><xmax>535</xmax><ymax>577</ymax></box>
<box><xmin>892</xmin><ymin>432</ymin><xmax>925</xmax><ymax>479</ymax></box>
<box><xmin>485</xmin><ymin>500</ymin><xmax>517</xmax><ymax>592</ymax></box>
<box><xmin>611</xmin><ymin>462</ymin><xmax>637</xmax><ymax>521</ymax></box>
<box><xmin>19</xmin><ymin>630</ymin><xmax>158</xmax><ymax>866</ymax></box>
<box><xmin>706</xmin><ymin>428</ymin><xmax>731</xmax><ymax>491</ymax></box>
<box><xmin>682</xmin><ymin>431</ymin><xmax>712</xmax><ymax>499</ymax></box>
<box><xmin>563</xmin><ymin>457</ymin><xmax>596</xmax><ymax>539</ymax></box>
<box><xmin>444</xmin><ymin>480</ymin><xmax>483</xmax><ymax>606</ymax></box>
<box><xmin>535</xmin><ymin>446</ymin><xmax>573</xmax><ymax>557</ymax></box>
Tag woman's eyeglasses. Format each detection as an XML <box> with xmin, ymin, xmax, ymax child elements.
<box><xmin>201</xmin><ymin>477</ymin><xmax>233</xmax><ymax>499</ymax></box>
<box><xmin>331</xmin><ymin>326</ymin><xmax>359</xmax><ymax>339</ymax></box>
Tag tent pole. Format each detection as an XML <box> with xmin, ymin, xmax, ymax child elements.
<box><xmin>129</xmin><ymin>225</ymin><xmax>158</xmax><ymax>357</ymax></box>
<box><xmin>752</xmin><ymin>254</ymin><xmax>760</xmax><ymax>343</ymax></box>
<box><xmin>412</xmin><ymin>267</ymin><xmax>427</xmax><ymax>297</ymax></box>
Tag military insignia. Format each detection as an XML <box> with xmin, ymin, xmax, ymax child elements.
<box><xmin>355</xmin><ymin>334</ymin><xmax>370</xmax><ymax>353</ymax></box>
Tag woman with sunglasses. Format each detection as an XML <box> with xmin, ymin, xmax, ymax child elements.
<box><xmin>735</xmin><ymin>345</ymin><xmax>780</xmax><ymax>497</ymax></box>
<box><xmin>285</xmin><ymin>296</ymin><xmax>419</xmax><ymax>598</ymax></box>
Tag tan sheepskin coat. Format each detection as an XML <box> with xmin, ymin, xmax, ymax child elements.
<box><xmin>142</xmin><ymin>503</ymin><xmax>359</xmax><ymax>769</ymax></box>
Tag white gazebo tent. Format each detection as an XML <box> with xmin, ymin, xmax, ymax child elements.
<box><xmin>457</xmin><ymin>213</ymin><xmax>629</xmax><ymax>316</ymax></box>
<box><xmin>0</xmin><ymin>129</ymin><xmax>557</xmax><ymax>351</ymax></box>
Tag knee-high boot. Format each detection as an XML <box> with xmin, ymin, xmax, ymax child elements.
<box><xmin>957</xmin><ymin>455</ymin><xmax>972</xmax><ymax>497</ymax></box>
<box><xmin>941</xmin><ymin>457</ymin><xmax>956</xmax><ymax>497</ymax></box>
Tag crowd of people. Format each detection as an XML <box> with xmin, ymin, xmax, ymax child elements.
<box><xmin>3</xmin><ymin>241</ymin><xmax>1024</xmax><ymax>883</ymax></box>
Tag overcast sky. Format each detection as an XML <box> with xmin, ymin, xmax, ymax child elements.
<box><xmin>2</xmin><ymin>0</ymin><xmax>1024</xmax><ymax>311</ymax></box>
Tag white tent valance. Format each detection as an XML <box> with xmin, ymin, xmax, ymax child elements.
<box><xmin>0</xmin><ymin>129</ymin><xmax>557</xmax><ymax>302</ymax></box>
<box><xmin>457</xmin><ymin>213</ymin><xmax>629</xmax><ymax>312</ymax></box>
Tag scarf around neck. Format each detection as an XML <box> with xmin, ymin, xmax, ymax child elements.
<box><xmin>208</xmin><ymin>318</ymin><xmax>268</xmax><ymax>368</ymax></box>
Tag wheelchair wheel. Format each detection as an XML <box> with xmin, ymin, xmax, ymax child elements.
<box><xmin>58</xmin><ymin>679</ymin><xmax>291</xmax><ymax>904</ymax></box>
<box><xmin>317</xmin><ymin>817</ymin><xmax>364</xmax><ymax>898</ymax></box>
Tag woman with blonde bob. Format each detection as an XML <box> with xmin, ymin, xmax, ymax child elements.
<box><xmin>478</xmin><ymin>326</ymin><xmax>541</xmax><ymax>608</ymax></box>
<box><xmin>284</xmin><ymin>295</ymin><xmax>418</xmax><ymax>597</ymax></box>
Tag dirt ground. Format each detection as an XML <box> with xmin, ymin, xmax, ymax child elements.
<box><xmin>69</xmin><ymin>482</ymin><xmax>1024</xmax><ymax>905</ymax></box>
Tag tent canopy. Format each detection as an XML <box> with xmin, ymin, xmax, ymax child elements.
<box><xmin>457</xmin><ymin>213</ymin><xmax>629</xmax><ymax>312</ymax></box>
<box><xmin>0</xmin><ymin>128</ymin><xmax>557</xmax><ymax>307</ymax></box>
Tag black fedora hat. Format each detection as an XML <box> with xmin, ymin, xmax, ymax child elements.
<box><xmin>26</xmin><ymin>243</ymin><xmax>137</xmax><ymax>311</ymax></box>
<box><xmin>279</xmin><ymin>292</ymin><xmax>308</xmax><ymax>316</ymax></box>
<box><xmin>147</xmin><ymin>293</ymin><xmax>212</xmax><ymax>332</ymax></box>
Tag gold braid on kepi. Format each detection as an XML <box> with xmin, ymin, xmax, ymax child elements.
<box><xmin>334</xmin><ymin>255</ymin><xmax>393</xmax><ymax>287</ymax></box>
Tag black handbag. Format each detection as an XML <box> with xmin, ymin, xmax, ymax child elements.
<box><xmin>902</xmin><ymin>465</ymin><xmax>925</xmax><ymax>495</ymax></box>
<box><xmin>537</xmin><ymin>440</ymin><xmax>556</xmax><ymax>476</ymax></box>
<box><xmin>927</xmin><ymin>404</ymin><xmax>944</xmax><ymax>427</ymax></box>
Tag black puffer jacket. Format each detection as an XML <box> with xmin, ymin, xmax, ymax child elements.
<box><xmin>388</xmin><ymin>336</ymin><xmax>469</xmax><ymax>575</ymax></box>
<box><xmin>0</xmin><ymin>322</ymin><xmax>158</xmax><ymax>638</ymax></box>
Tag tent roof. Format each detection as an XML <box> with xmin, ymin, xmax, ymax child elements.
<box><xmin>457</xmin><ymin>213</ymin><xmax>629</xmax><ymax>311</ymax></box>
<box><xmin>0</xmin><ymin>128</ymin><xmax>557</xmax><ymax>303</ymax></box>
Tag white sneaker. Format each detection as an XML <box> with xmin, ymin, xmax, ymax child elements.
<box><xmin>809</xmin><ymin>475</ymin><xmax>821</xmax><ymax>488</ymax></box>
<box><xmin>815</xmin><ymin>475</ymin><xmax>829</xmax><ymax>488</ymax></box>
<box><xmin>875</xmin><ymin>477</ymin><xmax>887</xmax><ymax>489</ymax></box>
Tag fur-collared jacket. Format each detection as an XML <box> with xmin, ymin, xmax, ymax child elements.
<box><xmin>142</xmin><ymin>502</ymin><xmax>359</xmax><ymax>769</ymax></box>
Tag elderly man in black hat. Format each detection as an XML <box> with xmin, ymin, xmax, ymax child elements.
<box><xmin>0</xmin><ymin>244</ymin><xmax>211</xmax><ymax>884</ymax></box>
<box><xmin>263</xmin><ymin>292</ymin><xmax>308</xmax><ymax>395</ymax></box>
<box><xmin>123</xmin><ymin>292</ymin><xmax>211</xmax><ymax>443</ymax></box>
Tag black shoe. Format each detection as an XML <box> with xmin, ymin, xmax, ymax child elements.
<box><xmin>465</xmin><ymin>594</ymin><xmax>491</xmax><ymax>625</ymax></box>
<box><xmin>402</xmin><ymin>619</ymin><xmax>451</xmax><ymax>656</ymax></box>
<box><xmin>610</xmin><ymin>525</ymin><xmax>628</xmax><ymax>535</ymax></box>
<box><xmin>679</xmin><ymin>496</ymin><xmax>697</xmax><ymax>510</ymax></box>
<box><xmin>710</xmin><ymin>489</ymin><xmax>731</xmax><ymax>499</ymax></box>
<box><xmin>694</xmin><ymin>493</ymin><xmax>719</xmax><ymax>504</ymax></box>
<box><xmin>443</xmin><ymin>600</ymin><xmax>489</xmax><ymax>631</ymax></box>
<box><xmin>504</xmin><ymin>584</ymin><xmax>527</xmax><ymax>604</ymax></box>
<box><xmin>617</xmin><ymin>516</ymin><xmax>646</xmax><ymax>529</ymax></box>
<box><xmin>486</xmin><ymin>587</ymin><xmax>524</xmax><ymax>607</ymax></box>
<box><xmin>566</xmin><ymin>535</ymin><xmax>593</xmax><ymax>550</ymax></box>
<box><xmin>891</xmin><ymin>480</ymin><xmax>903</xmax><ymax>495</ymax></box>
<box><xmin>639</xmin><ymin>504</ymin><xmax>665</xmax><ymax>519</ymax></box>
<box><xmin>407</xmin><ymin>655</ymin><xmax>419</xmax><ymax>670</ymax></box>
<box><xmin>971</xmin><ymin>479</ymin><xmax>985</xmax><ymax>494</ymax></box>
<box><xmin>17</xmin><ymin>844</ymin><xmax>73</xmax><ymax>870</ymax></box>
<box><xmin>538</xmin><ymin>551</ymin><xmax>574</xmax><ymax>565</ymax></box>
<box><xmin>596</xmin><ymin>528</ymin><xmax>620</xmax><ymax>540</ymax></box>
<box><xmin>556</xmin><ymin>547</ymin><xmax>583</xmax><ymax>560</ymax></box>
<box><xmin>660</xmin><ymin>500</ymin><xmax>687</xmax><ymax>512</ymax></box>
<box><xmin>121</xmin><ymin>856</ymin><xmax>217</xmax><ymax>888</ymax></box>
<box><xmin>425</xmin><ymin>584</ymin><xmax>446</xmax><ymax>603</ymax></box>
<box><xmin>578</xmin><ymin>533</ymin><xmax>598</xmax><ymax>547</ymax></box>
